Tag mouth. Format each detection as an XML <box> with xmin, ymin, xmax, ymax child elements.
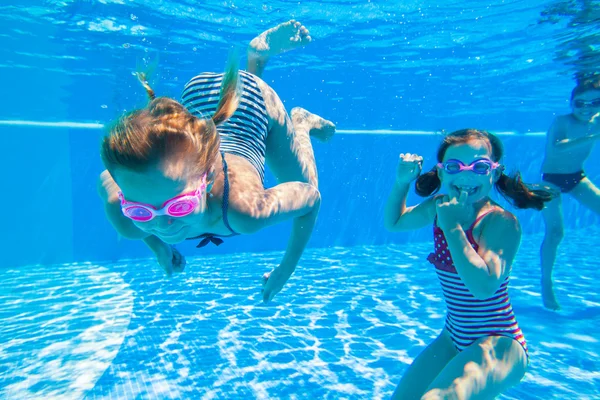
<box><xmin>155</xmin><ymin>226</ymin><xmax>184</xmax><ymax>239</ymax></box>
<box><xmin>453</xmin><ymin>185</ymin><xmax>479</xmax><ymax>196</ymax></box>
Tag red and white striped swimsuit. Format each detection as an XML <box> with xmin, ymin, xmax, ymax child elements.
<box><xmin>426</xmin><ymin>210</ymin><xmax>528</xmax><ymax>355</ymax></box>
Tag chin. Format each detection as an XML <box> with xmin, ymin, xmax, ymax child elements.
<box><xmin>156</xmin><ymin>227</ymin><xmax>188</xmax><ymax>244</ymax></box>
<box><xmin>575</xmin><ymin>113</ymin><xmax>595</xmax><ymax>123</ymax></box>
<box><xmin>160</xmin><ymin>235</ymin><xmax>185</xmax><ymax>244</ymax></box>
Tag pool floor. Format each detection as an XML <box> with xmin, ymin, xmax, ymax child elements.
<box><xmin>1</xmin><ymin>228</ymin><xmax>599</xmax><ymax>399</ymax></box>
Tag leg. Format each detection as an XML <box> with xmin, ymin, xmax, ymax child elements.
<box><xmin>256</xmin><ymin>80</ymin><xmax>335</xmax><ymax>189</ymax></box>
<box><xmin>540</xmin><ymin>193</ymin><xmax>564</xmax><ymax>310</ymax></box>
<box><xmin>422</xmin><ymin>336</ymin><xmax>527</xmax><ymax>400</ymax></box>
<box><xmin>247</xmin><ymin>20</ymin><xmax>311</xmax><ymax>78</ymax></box>
<box><xmin>392</xmin><ymin>329</ymin><xmax>458</xmax><ymax>400</ymax></box>
<box><xmin>570</xmin><ymin>177</ymin><xmax>600</xmax><ymax>214</ymax></box>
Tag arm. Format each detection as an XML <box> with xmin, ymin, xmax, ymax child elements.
<box><xmin>554</xmin><ymin>133</ymin><xmax>600</xmax><ymax>150</ymax></box>
<box><xmin>229</xmin><ymin>182</ymin><xmax>321</xmax><ymax>270</ymax></box>
<box><xmin>550</xmin><ymin>117</ymin><xmax>600</xmax><ymax>150</ymax></box>
<box><xmin>384</xmin><ymin>181</ymin><xmax>437</xmax><ymax>232</ymax></box>
<box><xmin>442</xmin><ymin>211</ymin><xmax>521</xmax><ymax>300</ymax></box>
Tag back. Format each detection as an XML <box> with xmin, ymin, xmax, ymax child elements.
<box><xmin>181</xmin><ymin>71</ymin><xmax>270</xmax><ymax>182</ymax></box>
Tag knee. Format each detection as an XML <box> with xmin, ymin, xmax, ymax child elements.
<box><xmin>544</xmin><ymin>221</ymin><xmax>565</xmax><ymax>245</ymax></box>
<box><xmin>544</xmin><ymin>226</ymin><xmax>564</xmax><ymax>244</ymax></box>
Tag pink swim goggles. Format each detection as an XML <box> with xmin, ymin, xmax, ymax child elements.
<box><xmin>437</xmin><ymin>159</ymin><xmax>501</xmax><ymax>175</ymax></box>
<box><xmin>118</xmin><ymin>174</ymin><xmax>207</xmax><ymax>222</ymax></box>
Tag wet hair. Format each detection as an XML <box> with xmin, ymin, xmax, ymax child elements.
<box><xmin>100</xmin><ymin>59</ymin><xmax>241</xmax><ymax>179</ymax></box>
<box><xmin>414</xmin><ymin>129</ymin><xmax>555</xmax><ymax>210</ymax></box>
<box><xmin>571</xmin><ymin>77</ymin><xmax>600</xmax><ymax>100</ymax></box>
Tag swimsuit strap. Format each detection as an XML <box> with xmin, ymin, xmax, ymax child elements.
<box><xmin>465</xmin><ymin>207</ymin><xmax>500</xmax><ymax>244</ymax></box>
<box><xmin>191</xmin><ymin>152</ymin><xmax>238</xmax><ymax>248</ymax></box>
<box><xmin>469</xmin><ymin>207</ymin><xmax>499</xmax><ymax>231</ymax></box>
<box><xmin>220</xmin><ymin>151</ymin><xmax>238</xmax><ymax>235</ymax></box>
<box><xmin>433</xmin><ymin>207</ymin><xmax>499</xmax><ymax>228</ymax></box>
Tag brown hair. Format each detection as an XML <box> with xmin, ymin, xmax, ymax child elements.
<box><xmin>571</xmin><ymin>77</ymin><xmax>600</xmax><ymax>100</ymax></box>
<box><xmin>415</xmin><ymin>129</ymin><xmax>555</xmax><ymax>210</ymax></box>
<box><xmin>101</xmin><ymin>60</ymin><xmax>241</xmax><ymax>179</ymax></box>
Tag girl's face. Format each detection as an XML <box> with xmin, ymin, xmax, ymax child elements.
<box><xmin>438</xmin><ymin>140</ymin><xmax>500</xmax><ymax>205</ymax></box>
<box><xmin>571</xmin><ymin>89</ymin><xmax>600</xmax><ymax>123</ymax></box>
<box><xmin>114</xmin><ymin>166</ymin><xmax>207</xmax><ymax>244</ymax></box>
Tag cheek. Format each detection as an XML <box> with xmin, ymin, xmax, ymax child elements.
<box><xmin>480</xmin><ymin>176</ymin><xmax>495</xmax><ymax>192</ymax></box>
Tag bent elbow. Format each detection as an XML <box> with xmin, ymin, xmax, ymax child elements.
<box><xmin>310</xmin><ymin>186</ymin><xmax>321</xmax><ymax>208</ymax></box>
<box><xmin>471</xmin><ymin>282</ymin><xmax>502</xmax><ymax>301</ymax></box>
<box><xmin>384</xmin><ymin>218</ymin><xmax>398</xmax><ymax>232</ymax></box>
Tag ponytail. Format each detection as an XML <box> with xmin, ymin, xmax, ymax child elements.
<box><xmin>136</xmin><ymin>72</ymin><xmax>156</xmax><ymax>100</ymax></box>
<box><xmin>212</xmin><ymin>57</ymin><xmax>241</xmax><ymax>126</ymax></box>
<box><xmin>496</xmin><ymin>172</ymin><xmax>555</xmax><ymax>210</ymax></box>
<box><xmin>415</xmin><ymin>168</ymin><xmax>442</xmax><ymax>197</ymax></box>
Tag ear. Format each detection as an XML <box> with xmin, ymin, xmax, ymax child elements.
<box><xmin>206</xmin><ymin>179</ymin><xmax>215</xmax><ymax>194</ymax></box>
<box><xmin>493</xmin><ymin>167</ymin><xmax>504</xmax><ymax>183</ymax></box>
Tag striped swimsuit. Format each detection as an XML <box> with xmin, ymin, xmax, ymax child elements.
<box><xmin>181</xmin><ymin>70</ymin><xmax>269</xmax><ymax>182</ymax></box>
<box><xmin>426</xmin><ymin>210</ymin><xmax>528</xmax><ymax>356</ymax></box>
<box><xmin>180</xmin><ymin>70</ymin><xmax>269</xmax><ymax>246</ymax></box>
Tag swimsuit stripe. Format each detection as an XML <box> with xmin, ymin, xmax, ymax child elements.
<box><xmin>181</xmin><ymin>71</ymin><xmax>268</xmax><ymax>182</ymax></box>
<box><xmin>428</xmin><ymin>213</ymin><xmax>528</xmax><ymax>355</ymax></box>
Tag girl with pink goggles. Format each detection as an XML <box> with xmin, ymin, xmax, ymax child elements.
<box><xmin>118</xmin><ymin>174</ymin><xmax>208</xmax><ymax>222</ymax></box>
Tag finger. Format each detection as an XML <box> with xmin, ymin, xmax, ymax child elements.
<box><xmin>458</xmin><ymin>190</ymin><xmax>468</xmax><ymax>203</ymax></box>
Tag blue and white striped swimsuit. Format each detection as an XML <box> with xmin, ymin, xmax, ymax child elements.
<box><xmin>426</xmin><ymin>211</ymin><xmax>528</xmax><ymax>357</ymax></box>
<box><xmin>181</xmin><ymin>70</ymin><xmax>269</xmax><ymax>182</ymax></box>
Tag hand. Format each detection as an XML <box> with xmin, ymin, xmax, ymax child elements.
<box><xmin>396</xmin><ymin>153</ymin><xmax>423</xmax><ymax>184</ymax></box>
<box><xmin>156</xmin><ymin>245</ymin><xmax>186</xmax><ymax>276</ymax></box>
<box><xmin>261</xmin><ymin>265</ymin><xmax>295</xmax><ymax>303</ymax></box>
<box><xmin>435</xmin><ymin>191</ymin><xmax>469</xmax><ymax>232</ymax></box>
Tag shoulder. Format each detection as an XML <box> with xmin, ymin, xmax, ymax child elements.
<box><xmin>479</xmin><ymin>208</ymin><xmax>521</xmax><ymax>241</ymax></box>
<box><xmin>221</xmin><ymin>157</ymin><xmax>266</xmax><ymax>234</ymax></box>
<box><xmin>548</xmin><ymin>114</ymin><xmax>570</xmax><ymax>136</ymax></box>
<box><xmin>98</xmin><ymin>170</ymin><xmax>120</xmax><ymax>204</ymax></box>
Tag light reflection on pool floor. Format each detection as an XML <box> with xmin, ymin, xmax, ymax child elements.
<box><xmin>1</xmin><ymin>228</ymin><xmax>598</xmax><ymax>399</ymax></box>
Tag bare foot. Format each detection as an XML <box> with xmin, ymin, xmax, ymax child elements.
<box><xmin>542</xmin><ymin>279</ymin><xmax>561</xmax><ymax>310</ymax></box>
<box><xmin>248</xmin><ymin>20</ymin><xmax>311</xmax><ymax>77</ymax></box>
<box><xmin>249</xmin><ymin>20</ymin><xmax>312</xmax><ymax>59</ymax></box>
<box><xmin>291</xmin><ymin>107</ymin><xmax>335</xmax><ymax>142</ymax></box>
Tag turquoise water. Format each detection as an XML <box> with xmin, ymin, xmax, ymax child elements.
<box><xmin>2</xmin><ymin>227</ymin><xmax>599</xmax><ymax>399</ymax></box>
<box><xmin>2</xmin><ymin>0</ymin><xmax>600</xmax><ymax>399</ymax></box>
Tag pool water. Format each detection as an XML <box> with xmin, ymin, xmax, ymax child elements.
<box><xmin>2</xmin><ymin>227</ymin><xmax>599</xmax><ymax>400</ymax></box>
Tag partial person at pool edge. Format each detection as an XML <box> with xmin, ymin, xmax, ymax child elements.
<box><xmin>539</xmin><ymin>77</ymin><xmax>600</xmax><ymax>310</ymax></box>
<box><xmin>98</xmin><ymin>21</ymin><xmax>335</xmax><ymax>303</ymax></box>
<box><xmin>384</xmin><ymin>129</ymin><xmax>555</xmax><ymax>400</ymax></box>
